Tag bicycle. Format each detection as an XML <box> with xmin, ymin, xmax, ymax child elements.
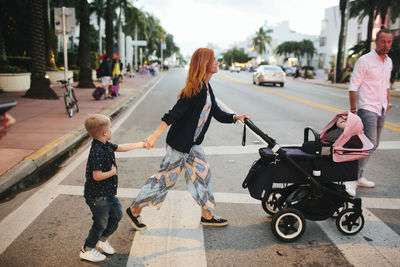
<box><xmin>57</xmin><ymin>78</ymin><xmax>79</xmax><ymax>117</ymax></box>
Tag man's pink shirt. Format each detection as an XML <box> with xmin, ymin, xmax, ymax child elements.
<box><xmin>349</xmin><ymin>49</ymin><xmax>392</xmax><ymax>116</ymax></box>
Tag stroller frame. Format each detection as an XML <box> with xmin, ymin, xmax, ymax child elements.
<box><xmin>243</xmin><ymin>119</ymin><xmax>364</xmax><ymax>242</ymax></box>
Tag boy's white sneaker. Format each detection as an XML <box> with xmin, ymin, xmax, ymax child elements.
<box><xmin>357</xmin><ymin>177</ymin><xmax>375</xmax><ymax>188</ymax></box>
<box><xmin>97</xmin><ymin>240</ymin><xmax>115</xmax><ymax>254</ymax></box>
<box><xmin>79</xmin><ymin>247</ymin><xmax>106</xmax><ymax>262</ymax></box>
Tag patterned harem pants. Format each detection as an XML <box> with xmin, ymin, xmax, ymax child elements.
<box><xmin>131</xmin><ymin>145</ymin><xmax>216</xmax><ymax>212</ymax></box>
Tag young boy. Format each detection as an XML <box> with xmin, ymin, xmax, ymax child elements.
<box><xmin>80</xmin><ymin>114</ymin><xmax>144</xmax><ymax>262</ymax></box>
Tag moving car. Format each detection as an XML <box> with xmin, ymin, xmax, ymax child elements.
<box><xmin>252</xmin><ymin>65</ymin><xmax>285</xmax><ymax>87</ymax></box>
<box><xmin>230</xmin><ymin>65</ymin><xmax>240</xmax><ymax>73</ymax></box>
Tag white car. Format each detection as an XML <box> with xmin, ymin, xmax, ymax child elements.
<box><xmin>230</xmin><ymin>65</ymin><xmax>240</xmax><ymax>73</ymax></box>
<box><xmin>252</xmin><ymin>65</ymin><xmax>285</xmax><ymax>87</ymax></box>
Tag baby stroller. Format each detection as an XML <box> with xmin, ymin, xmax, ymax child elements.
<box><xmin>242</xmin><ymin>111</ymin><xmax>374</xmax><ymax>242</ymax></box>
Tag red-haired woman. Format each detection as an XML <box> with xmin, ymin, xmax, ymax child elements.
<box><xmin>126</xmin><ymin>48</ymin><xmax>250</xmax><ymax>230</ymax></box>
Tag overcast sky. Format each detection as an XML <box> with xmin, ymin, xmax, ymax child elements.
<box><xmin>134</xmin><ymin>0</ymin><xmax>339</xmax><ymax>57</ymax></box>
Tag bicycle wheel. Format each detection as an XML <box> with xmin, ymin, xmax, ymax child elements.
<box><xmin>71</xmin><ymin>88</ymin><xmax>79</xmax><ymax>112</ymax></box>
<box><xmin>64</xmin><ymin>91</ymin><xmax>73</xmax><ymax>117</ymax></box>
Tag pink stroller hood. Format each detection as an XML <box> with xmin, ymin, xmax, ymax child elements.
<box><xmin>320</xmin><ymin>111</ymin><xmax>374</xmax><ymax>162</ymax></box>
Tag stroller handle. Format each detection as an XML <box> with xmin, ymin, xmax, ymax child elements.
<box><xmin>244</xmin><ymin>118</ymin><xmax>279</xmax><ymax>150</ymax></box>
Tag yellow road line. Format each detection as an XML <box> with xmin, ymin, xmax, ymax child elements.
<box><xmin>218</xmin><ymin>73</ymin><xmax>400</xmax><ymax>133</ymax></box>
<box><xmin>25</xmin><ymin>134</ymin><xmax>72</xmax><ymax>160</ymax></box>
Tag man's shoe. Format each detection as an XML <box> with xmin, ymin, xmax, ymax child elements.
<box><xmin>357</xmin><ymin>177</ymin><xmax>375</xmax><ymax>188</ymax></box>
<box><xmin>79</xmin><ymin>247</ymin><xmax>106</xmax><ymax>262</ymax></box>
<box><xmin>97</xmin><ymin>240</ymin><xmax>115</xmax><ymax>255</ymax></box>
<box><xmin>345</xmin><ymin>181</ymin><xmax>357</xmax><ymax>197</ymax></box>
<box><xmin>200</xmin><ymin>216</ymin><xmax>228</xmax><ymax>227</ymax></box>
<box><xmin>126</xmin><ymin>207</ymin><xmax>147</xmax><ymax>231</ymax></box>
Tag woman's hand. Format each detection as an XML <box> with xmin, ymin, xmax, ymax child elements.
<box><xmin>234</xmin><ymin>113</ymin><xmax>251</xmax><ymax>123</ymax></box>
<box><xmin>143</xmin><ymin>135</ymin><xmax>157</xmax><ymax>149</ymax></box>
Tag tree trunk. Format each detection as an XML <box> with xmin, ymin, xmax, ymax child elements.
<box><xmin>78</xmin><ymin>0</ymin><xmax>95</xmax><ymax>88</ymax></box>
<box><xmin>98</xmin><ymin>16</ymin><xmax>102</xmax><ymax>57</ymax></box>
<box><xmin>105</xmin><ymin>0</ymin><xmax>114</xmax><ymax>59</ymax></box>
<box><xmin>25</xmin><ymin>0</ymin><xmax>58</xmax><ymax>99</ymax></box>
<box><xmin>335</xmin><ymin>0</ymin><xmax>348</xmax><ymax>83</ymax></box>
<box><xmin>364</xmin><ymin>4</ymin><xmax>376</xmax><ymax>54</ymax></box>
<box><xmin>0</xmin><ymin>21</ymin><xmax>8</xmax><ymax>66</ymax></box>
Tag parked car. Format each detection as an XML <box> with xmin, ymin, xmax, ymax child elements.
<box><xmin>230</xmin><ymin>65</ymin><xmax>240</xmax><ymax>73</ymax></box>
<box><xmin>252</xmin><ymin>65</ymin><xmax>285</xmax><ymax>87</ymax></box>
<box><xmin>285</xmin><ymin>67</ymin><xmax>297</xmax><ymax>76</ymax></box>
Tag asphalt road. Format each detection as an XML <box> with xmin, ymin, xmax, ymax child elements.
<box><xmin>0</xmin><ymin>68</ymin><xmax>399</xmax><ymax>266</ymax></box>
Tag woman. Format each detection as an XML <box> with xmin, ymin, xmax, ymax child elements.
<box><xmin>126</xmin><ymin>48</ymin><xmax>250</xmax><ymax>230</ymax></box>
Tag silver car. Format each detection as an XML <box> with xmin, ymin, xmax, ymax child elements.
<box><xmin>252</xmin><ymin>65</ymin><xmax>285</xmax><ymax>87</ymax></box>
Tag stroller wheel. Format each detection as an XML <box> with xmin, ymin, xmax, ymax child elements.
<box><xmin>262</xmin><ymin>189</ymin><xmax>284</xmax><ymax>216</ymax></box>
<box><xmin>332</xmin><ymin>202</ymin><xmax>354</xmax><ymax>218</ymax></box>
<box><xmin>336</xmin><ymin>208</ymin><xmax>364</xmax><ymax>235</ymax></box>
<box><xmin>271</xmin><ymin>208</ymin><xmax>306</xmax><ymax>242</ymax></box>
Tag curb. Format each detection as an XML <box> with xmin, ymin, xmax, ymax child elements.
<box><xmin>295</xmin><ymin>79</ymin><xmax>400</xmax><ymax>98</ymax></box>
<box><xmin>0</xmin><ymin>75</ymin><xmax>163</xmax><ymax>196</ymax></box>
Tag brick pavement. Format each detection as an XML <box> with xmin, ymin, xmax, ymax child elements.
<box><xmin>0</xmin><ymin>73</ymin><xmax>155</xmax><ymax>195</ymax></box>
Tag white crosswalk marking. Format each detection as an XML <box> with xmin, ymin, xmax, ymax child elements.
<box><xmin>116</xmin><ymin>141</ymin><xmax>400</xmax><ymax>159</ymax></box>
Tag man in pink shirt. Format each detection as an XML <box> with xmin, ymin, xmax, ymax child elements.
<box><xmin>346</xmin><ymin>28</ymin><xmax>393</xmax><ymax>197</ymax></box>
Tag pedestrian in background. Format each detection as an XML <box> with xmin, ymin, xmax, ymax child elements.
<box><xmin>125</xmin><ymin>48</ymin><xmax>251</xmax><ymax>231</ymax></box>
<box><xmin>98</xmin><ymin>56</ymin><xmax>113</xmax><ymax>99</ymax></box>
<box><xmin>345</xmin><ymin>28</ymin><xmax>393</xmax><ymax>197</ymax></box>
<box><xmin>80</xmin><ymin>114</ymin><xmax>145</xmax><ymax>262</ymax></box>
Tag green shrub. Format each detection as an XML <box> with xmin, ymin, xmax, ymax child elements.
<box><xmin>0</xmin><ymin>64</ymin><xmax>28</xmax><ymax>73</ymax></box>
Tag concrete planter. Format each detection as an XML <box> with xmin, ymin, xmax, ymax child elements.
<box><xmin>46</xmin><ymin>70</ymin><xmax>74</xmax><ymax>85</ymax></box>
<box><xmin>0</xmin><ymin>73</ymin><xmax>31</xmax><ymax>92</ymax></box>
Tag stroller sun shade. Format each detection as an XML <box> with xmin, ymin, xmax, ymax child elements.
<box><xmin>320</xmin><ymin>111</ymin><xmax>374</xmax><ymax>162</ymax></box>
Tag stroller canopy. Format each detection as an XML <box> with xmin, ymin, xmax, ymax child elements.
<box><xmin>320</xmin><ymin>111</ymin><xmax>374</xmax><ymax>162</ymax></box>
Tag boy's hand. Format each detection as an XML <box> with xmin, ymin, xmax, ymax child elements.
<box><xmin>144</xmin><ymin>135</ymin><xmax>156</xmax><ymax>149</ymax></box>
<box><xmin>111</xmin><ymin>164</ymin><xmax>117</xmax><ymax>176</ymax></box>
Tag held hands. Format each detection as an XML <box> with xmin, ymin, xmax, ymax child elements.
<box><xmin>234</xmin><ymin>113</ymin><xmax>251</xmax><ymax>123</ymax></box>
<box><xmin>143</xmin><ymin>135</ymin><xmax>156</xmax><ymax>150</ymax></box>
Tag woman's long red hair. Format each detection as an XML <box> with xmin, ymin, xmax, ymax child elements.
<box><xmin>179</xmin><ymin>48</ymin><xmax>214</xmax><ymax>99</ymax></box>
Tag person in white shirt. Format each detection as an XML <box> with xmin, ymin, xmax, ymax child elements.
<box><xmin>346</xmin><ymin>28</ymin><xmax>393</xmax><ymax>197</ymax></box>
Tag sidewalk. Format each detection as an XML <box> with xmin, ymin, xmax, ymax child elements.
<box><xmin>294</xmin><ymin>76</ymin><xmax>400</xmax><ymax>98</ymax></box>
<box><xmin>0</xmin><ymin>73</ymin><xmax>157</xmax><ymax>196</ymax></box>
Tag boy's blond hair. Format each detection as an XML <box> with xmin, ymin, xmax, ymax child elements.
<box><xmin>85</xmin><ymin>114</ymin><xmax>111</xmax><ymax>138</ymax></box>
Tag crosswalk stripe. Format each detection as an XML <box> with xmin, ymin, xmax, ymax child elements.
<box><xmin>116</xmin><ymin>141</ymin><xmax>400</xmax><ymax>159</ymax></box>
<box><xmin>58</xmin><ymin>185</ymin><xmax>400</xmax><ymax>210</ymax></box>
<box><xmin>317</xmin><ymin>209</ymin><xmax>400</xmax><ymax>266</ymax></box>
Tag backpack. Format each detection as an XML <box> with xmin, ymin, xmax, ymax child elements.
<box><xmin>97</xmin><ymin>62</ymin><xmax>106</xmax><ymax>78</ymax></box>
<box><xmin>92</xmin><ymin>87</ymin><xmax>105</xmax><ymax>100</ymax></box>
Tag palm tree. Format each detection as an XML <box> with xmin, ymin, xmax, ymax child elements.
<box><xmin>25</xmin><ymin>0</ymin><xmax>58</xmax><ymax>99</ymax></box>
<box><xmin>115</xmin><ymin>0</ymin><xmax>130</xmax><ymax>57</ymax></box>
<box><xmin>251</xmin><ymin>27</ymin><xmax>273</xmax><ymax>59</ymax></box>
<box><xmin>300</xmin><ymin>39</ymin><xmax>316</xmax><ymax>66</ymax></box>
<box><xmin>335</xmin><ymin>0</ymin><xmax>349</xmax><ymax>83</ymax></box>
<box><xmin>90</xmin><ymin>0</ymin><xmax>106</xmax><ymax>57</ymax></box>
<box><xmin>350</xmin><ymin>0</ymin><xmax>377</xmax><ymax>54</ymax></box>
<box><xmin>78</xmin><ymin>0</ymin><xmax>95</xmax><ymax>88</ymax></box>
<box><xmin>143</xmin><ymin>13</ymin><xmax>164</xmax><ymax>57</ymax></box>
<box><xmin>105</xmin><ymin>0</ymin><xmax>114</xmax><ymax>59</ymax></box>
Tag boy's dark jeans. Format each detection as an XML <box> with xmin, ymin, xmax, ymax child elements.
<box><xmin>84</xmin><ymin>196</ymin><xmax>123</xmax><ymax>249</ymax></box>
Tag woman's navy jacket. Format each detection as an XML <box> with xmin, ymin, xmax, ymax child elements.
<box><xmin>162</xmin><ymin>82</ymin><xmax>235</xmax><ymax>153</ymax></box>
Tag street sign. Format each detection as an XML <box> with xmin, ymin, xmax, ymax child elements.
<box><xmin>131</xmin><ymin>40</ymin><xmax>147</xmax><ymax>46</ymax></box>
<box><xmin>161</xmin><ymin>42</ymin><xmax>167</xmax><ymax>50</ymax></box>
<box><xmin>54</xmin><ymin>8</ymin><xmax>75</xmax><ymax>35</ymax></box>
